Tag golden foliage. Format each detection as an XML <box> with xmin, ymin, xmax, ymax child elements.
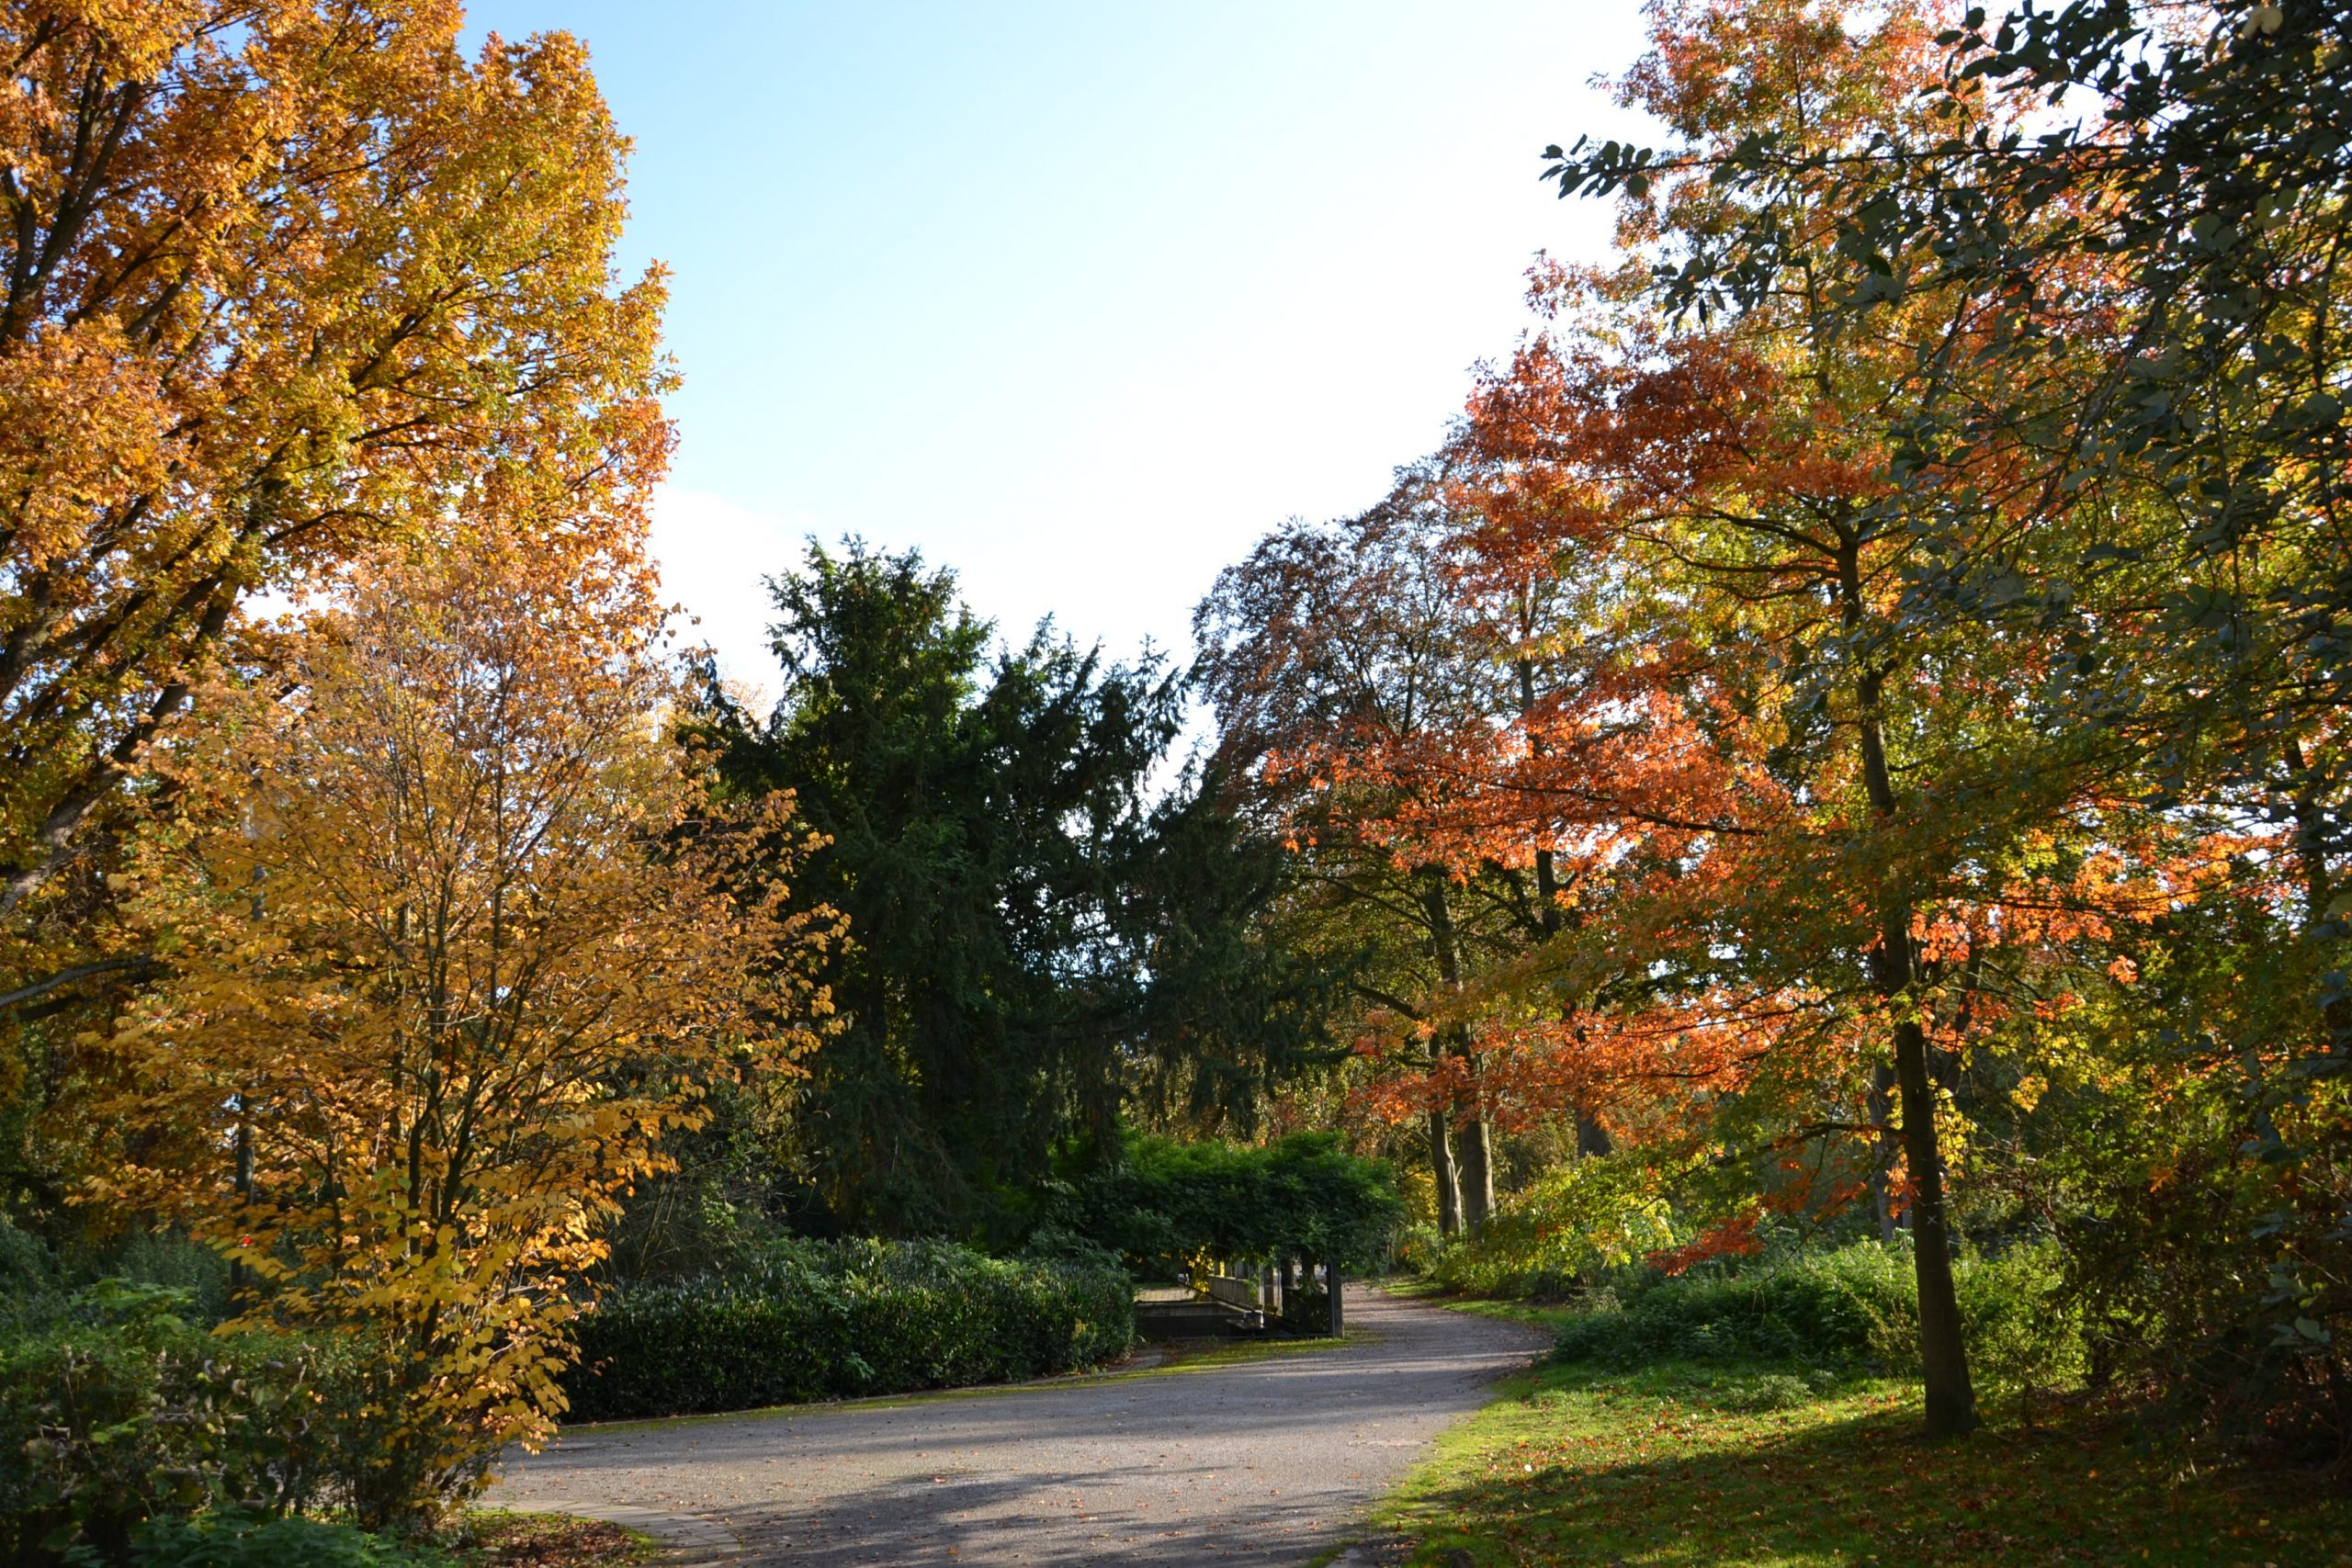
<box><xmin>0</xmin><ymin>1</ymin><xmax>670</xmax><ymax>931</ymax></box>
<box><xmin>79</xmin><ymin>526</ymin><xmax>834</xmax><ymax>1523</ymax></box>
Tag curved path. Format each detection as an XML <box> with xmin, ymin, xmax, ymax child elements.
<box><xmin>491</xmin><ymin>1285</ymin><xmax>1544</xmax><ymax>1566</ymax></box>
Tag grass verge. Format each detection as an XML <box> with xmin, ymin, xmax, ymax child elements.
<box><xmin>1374</xmin><ymin>1355</ymin><xmax>2352</xmax><ymax>1567</ymax></box>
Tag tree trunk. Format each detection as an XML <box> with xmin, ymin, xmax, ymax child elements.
<box><xmin>1457</xmin><ymin>1115</ymin><xmax>1495</xmax><ymax>1237</ymax></box>
<box><xmin>1430</xmin><ymin>1106</ymin><xmax>1462</xmax><ymax>1236</ymax></box>
<box><xmin>1840</xmin><ymin>533</ymin><xmax>1977</xmax><ymax>1438</ymax></box>
<box><xmin>1420</xmin><ymin>873</ymin><xmax>1480</xmax><ymax>1238</ymax></box>
<box><xmin>1892</xmin><ymin>1002</ymin><xmax>1977</xmax><ymax>1436</ymax></box>
<box><xmin>1327</xmin><ymin>1263</ymin><xmax>1344</xmax><ymax>1337</ymax></box>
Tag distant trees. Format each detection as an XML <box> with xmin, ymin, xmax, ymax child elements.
<box><xmin>697</xmin><ymin>541</ymin><xmax>1339</xmax><ymax>1241</ymax></box>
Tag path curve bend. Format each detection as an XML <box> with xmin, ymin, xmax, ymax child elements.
<box><xmin>492</xmin><ymin>1284</ymin><xmax>1544</xmax><ymax>1566</ymax></box>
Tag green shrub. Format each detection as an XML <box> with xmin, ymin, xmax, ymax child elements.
<box><xmin>1416</xmin><ymin>1156</ymin><xmax>1681</xmax><ymax>1301</ymax></box>
<box><xmin>567</xmin><ymin>1237</ymin><xmax>1135</xmax><ymax>1421</ymax></box>
<box><xmin>1547</xmin><ymin>1239</ymin><xmax>2083</xmax><ymax>1394</ymax></box>
<box><xmin>0</xmin><ymin>1283</ymin><xmax>341</xmax><ymax>1566</ymax></box>
<box><xmin>129</xmin><ymin>1511</ymin><xmax>454</xmax><ymax>1568</ymax></box>
<box><xmin>1053</xmin><ymin>1132</ymin><xmax>1403</xmax><ymax>1278</ymax></box>
<box><xmin>1954</xmin><ymin>1239</ymin><xmax>2086</xmax><ymax>1394</ymax></box>
<box><xmin>0</xmin><ymin>1215</ymin><xmax>56</xmax><ymax>1303</ymax></box>
<box><xmin>1550</xmin><ymin>1240</ymin><xmax>1916</xmax><ymax>1366</ymax></box>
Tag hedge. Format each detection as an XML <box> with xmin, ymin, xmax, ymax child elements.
<box><xmin>1052</xmin><ymin>1131</ymin><xmax>1404</xmax><ymax>1279</ymax></box>
<box><xmin>565</xmin><ymin>1237</ymin><xmax>1135</xmax><ymax>1421</ymax></box>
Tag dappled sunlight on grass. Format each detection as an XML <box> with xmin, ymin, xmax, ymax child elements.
<box><xmin>1378</xmin><ymin>1359</ymin><xmax>2352</xmax><ymax>1567</ymax></box>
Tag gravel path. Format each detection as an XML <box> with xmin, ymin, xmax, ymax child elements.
<box><xmin>490</xmin><ymin>1284</ymin><xmax>1545</xmax><ymax>1566</ymax></box>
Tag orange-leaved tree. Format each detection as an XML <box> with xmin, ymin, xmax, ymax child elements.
<box><xmin>1447</xmin><ymin>0</ymin><xmax>2048</xmax><ymax>1436</ymax></box>
<box><xmin>81</xmin><ymin>525</ymin><xmax>834</xmax><ymax>1526</ymax></box>
<box><xmin>0</xmin><ymin>1</ymin><xmax>668</xmax><ymax>1010</ymax></box>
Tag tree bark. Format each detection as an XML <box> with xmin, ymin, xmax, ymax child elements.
<box><xmin>1429</xmin><ymin>1103</ymin><xmax>1462</xmax><ymax>1236</ymax></box>
<box><xmin>1840</xmin><ymin>534</ymin><xmax>1977</xmax><ymax>1438</ymax></box>
<box><xmin>1456</xmin><ymin>1115</ymin><xmax>1495</xmax><ymax>1237</ymax></box>
<box><xmin>1891</xmin><ymin>998</ymin><xmax>1977</xmax><ymax>1436</ymax></box>
<box><xmin>1420</xmin><ymin>873</ymin><xmax>1487</xmax><ymax>1236</ymax></box>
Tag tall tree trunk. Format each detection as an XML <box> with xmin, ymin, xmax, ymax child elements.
<box><xmin>1420</xmin><ymin>873</ymin><xmax>1477</xmax><ymax>1237</ymax></box>
<box><xmin>1889</xmin><ymin>989</ymin><xmax>1976</xmax><ymax>1436</ymax></box>
<box><xmin>1430</xmin><ymin>1100</ymin><xmax>1463</xmax><ymax>1236</ymax></box>
<box><xmin>1841</xmin><ymin>536</ymin><xmax>1977</xmax><ymax>1438</ymax></box>
<box><xmin>1456</xmin><ymin>1115</ymin><xmax>1495</xmax><ymax>1237</ymax></box>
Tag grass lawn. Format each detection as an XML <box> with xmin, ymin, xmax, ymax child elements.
<box><xmin>1374</xmin><ymin>1354</ymin><xmax>2352</xmax><ymax>1567</ymax></box>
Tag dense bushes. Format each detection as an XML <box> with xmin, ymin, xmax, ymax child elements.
<box><xmin>1545</xmin><ymin>1240</ymin><xmax>2083</xmax><ymax>1397</ymax></box>
<box><xmin>0</xmin><ymin>1280</ymin><xmax>360</xmax><ymax>1566</ymax></box>
<box><xmin>0</xmin><ymin>1233</ymin><xmax>1134</xmax><ymax>1555</ymax></box>
<box><xmin>1053</xmin><ymin>1132</ymin><xmax>1403</xmax><ymax>1280</ymax></box>
<box><xmin>1409</xmin><ymin>1155</ymin><xmax>1679</xmax><ymax>1299</ymax></box>
<box><xmin>567</xmin><ymin>1236</ymin><xmax>1135</xmax><ymax>1421</ymax></box>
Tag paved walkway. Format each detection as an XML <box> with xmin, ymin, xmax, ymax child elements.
<box><xmin>491</xmin><ymin>1284</ymin><xmax>1545</xmax><ymax>1566</ymax></box>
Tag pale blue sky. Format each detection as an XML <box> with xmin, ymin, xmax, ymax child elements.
<box><xmin>460</xmin><ymin>3</ymin><xmax>1655</xmax><ymax>692</ymax></box>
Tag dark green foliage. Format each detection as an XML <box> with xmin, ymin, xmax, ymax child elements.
<box><xmin>128</xmin><ymin>1512</ymin><xmax>453</xmax><ymax>1568</ymax></box>
<box><xmin>1055</xmin><ymin>1132</ymin><xmax>1404</xmax><ymax>1278</ymax></box>
<box><xmin>1550</xmin><ymin>1246</ymin><xmax>1916</xmax><ymax>1369</ymax></box>
<box><xmin>1546</xmin><ymin>1241</ymin><xmax>2081</xmax><ymax>1398</ymax></box>
<box><xmin>565</xmin><ymin>1237</ymin><xmax>1135</xmax><ymax>1421</ymax></box>
<box><xmin>695</xmin><ymin>540</ymin><xmax>1334</xmax><ymax>1239</ymax></box>
<box><xmin>0</xmin><ymin>1213</ymin><xmax>55</xmax><ymax>1301</ymax></box>
<box><xmin>0</xmin><ymin>1283</ymin><xmax>353</xmax><ymax>1566</ymax></box>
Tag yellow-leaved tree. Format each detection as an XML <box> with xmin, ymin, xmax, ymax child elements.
<box><xmin>0</xmin><ymin>0</ymin><xmax>670</xmax><ymax>1023</ymax></box>
<box><xmin>84</xmin><ymin>525</ymin><xmax>834</xmax><ymax>1527</ymax></box>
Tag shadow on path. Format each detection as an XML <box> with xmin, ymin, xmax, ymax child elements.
<box><xmin>493</xmin><ymin>1284</ymin><xmax>1544</xmax><ymax>1567</ymax></box>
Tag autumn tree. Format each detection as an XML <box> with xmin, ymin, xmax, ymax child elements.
<box><xmin>0</xmin><ymin>2</ymin><xmax>668</xmax><ymax>1043</ymax></box>
<box><xmin>1517</xmin><ymin>0</ymin><xmax>2352</xmax><ymax>1447</ymax></box>
<box><xmin>79</xmin><ymin>528</ymin><xmax>833</xmax><ymax>1527</ymax></box>
<box><xmin>1427</xmin><ymin>0</ymin><xmax>2118</xmax><ymax>1436</ymax></box>
<box><xmin>1197</xmin><ymin>490</ymin><xmax>1568</xmax><ymax>1238</ymax></box>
